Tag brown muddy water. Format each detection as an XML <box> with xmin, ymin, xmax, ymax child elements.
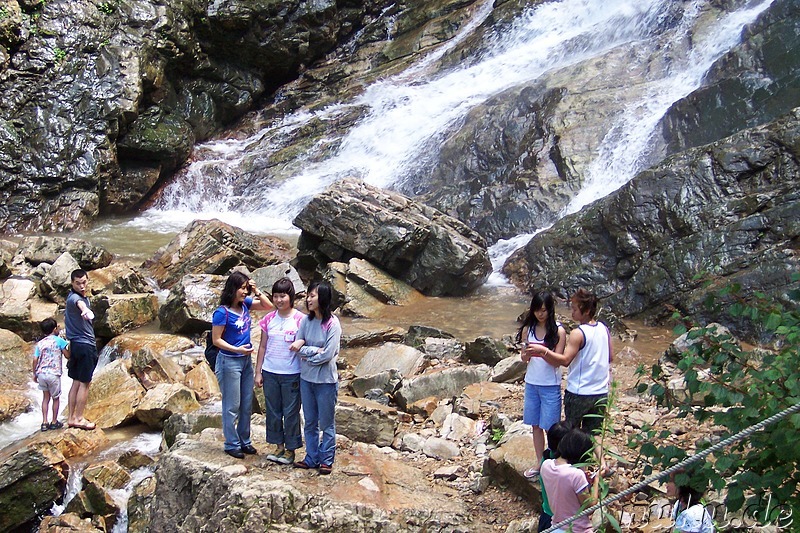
<box><xmin>69</xmin><ymin>218</ymin><xmax>675</xmax><ymax>365</ymax></box>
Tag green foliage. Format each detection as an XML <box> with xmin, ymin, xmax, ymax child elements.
<box><xmin>0</xmin><ymin>6</ymin><xmax>9</xmax><ymax>21</ymax></box>
<box><xmin>99</xmin><ymin>1</ymin><xmax>118</xmax><ymax>14</ymax></box>
<box><xmin>490</xmin><ymin>427</ymin><xmax>504</xmax><ymax>443</ymax></box>
<box><xmin>632</xmin><ymin>276</ymin><xmax>800</xmax><ymax>520</ymax></box>
<box><xmin>54</xmin><ymin>47</ymin><xmax>66</xmax><ymax>62</ymax></box>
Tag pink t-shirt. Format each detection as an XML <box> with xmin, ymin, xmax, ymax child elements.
<box><xmin>540</xmin><ymin>459</ymin><xmax>592</xmax><ymax>533</ymax></box>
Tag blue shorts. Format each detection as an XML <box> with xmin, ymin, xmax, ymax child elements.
<box><xmin>523</xmin><ymin>383</ymin><xmax>562</xmax><ymax>431</ymax></box>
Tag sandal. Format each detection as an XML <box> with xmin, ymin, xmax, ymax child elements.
<box><xmin>293</xmin><ymin>459</ymin><xmax>314</xmax><ymax>469</ymax></box>
<box><xmin>41</xmin><ymin>423</ymin><xmax>50</xmax><ymax>432</ymax></box>
<box><xmin>48</xmin><ymin>421</ymin><xmax>64</xmax><ymax>430</ymax></box>
<box><xmin>523</xmin><ymin>467</ymin><xmax>539</xmax><ymax>479</ymax></box>
<box><xmin>318</xmin><ymin>464</ymin><xmax>332</xmax><ymax>475</ymax></box>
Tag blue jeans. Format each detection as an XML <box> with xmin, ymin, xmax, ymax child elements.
<box><xmin>300</xmin><ymin>379</ymin><xmax>338</xmax><ymax>467</ymax></box>
<box><xmin>216</xmin><ymin>355</ymin><xmax>254</xmax><ymax>452</ymax></box>
<box><xmin>262</xmin><ymin>370</ymin><xmax>302</xmax><ymax>450</ymax></box>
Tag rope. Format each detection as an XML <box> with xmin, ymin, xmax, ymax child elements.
<box><xmin>532</xmin><ymin>400</ymin><xmax>800</xmax><ymax>533</ymax></box>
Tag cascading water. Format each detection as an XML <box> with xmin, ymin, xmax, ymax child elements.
<box><xmin>134</xmin><ymin>0</ymin><xmax>773</xmax><ymax>268</ymax></box>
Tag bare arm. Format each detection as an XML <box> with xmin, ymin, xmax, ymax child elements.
<box><xmin>254</xmin><ymin>331</ymin><xmax>267</xmax><ymax>387</ymax></box>
<box><xmin>212</xmin><ymin>325</ymin><xmax>253</xmax><ymax>355</ymax></box>
<box><xmin>520</xmin><ymin>326</ymin><xmax>531</xmax><ymax>363</ymax></box>
<box><xmin>529</xmin><ymin>327</ymin><xmax>583</xmax><ymax>367</ymax></box>
<box><xmin>247</xmin><ymin>280</ymin><xmax>274</xmax><ymax>312</ymax></box>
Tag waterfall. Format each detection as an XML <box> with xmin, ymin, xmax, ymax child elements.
<box><xmin>133</xmin><ymin>0</ymin><xmax>773</xmax><ymax>259</ymax></box>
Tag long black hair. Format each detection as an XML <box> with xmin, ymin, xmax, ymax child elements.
<box><xmin>516</xmin><ymin>291</ymin><xmax>559</xmax><ymax>349</ymax></box>
<box><xmin>220</xmin><ymin>271</ymin><xmax>251</xmax><ymax>307</ymax></box>
<box><xmin>557</xmin><ymin>428</ymin><xmax>594</xmax><ymax>465</ymax></box>
<box><xmin>307</xmin><ymin>280</ymin><xmax>333</xmax><ymax>323</ymax></box>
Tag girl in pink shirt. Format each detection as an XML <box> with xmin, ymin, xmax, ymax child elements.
<box><xmin>539</xmin><ymin>427</ymin><xmax>600</xmax><ymax>533</ymax></box>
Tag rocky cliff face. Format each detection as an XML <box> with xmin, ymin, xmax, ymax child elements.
<box><xmin>0</xmin><ymin>0</ymin><xmax>389</xmax><ymax>233</ymax></box>
<box><xmin>503</xmin><ymin>107</ymin><xmax>800</xmax><ymax>325</ymax></box>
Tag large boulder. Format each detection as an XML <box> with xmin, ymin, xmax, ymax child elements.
<box><xmin>394</xmin><ymin>365</ymin><xmax>492</xmax><ymax>410</ymax></box>
<box><xmin>353</xmin><ymin>342</ymin><xmax>426</xmax><ymax>379</ymax></box>
<box><xmin>91</xmin><ymin>294</ymin><xmax>160</xmax><ymax>339</ymax></box>
<box><xmin>148</xmin><ymin>434</ymin><xmax>473</xmax><ymax>531</ymax></box>
<box><xmin>503</xmin><ymin>108</ymin><xmax>800</xmax><ymax>328</ymax></box>
<box><xmin>135</xmin><ymin>383</ymin><xmax>202</xmax><ymax>430</ymax></box>
<box><xmin>0</xmin><ymin>390</ymin><xmax>32</xmax><ymax>423</ymax></box>
<box><xmin>0</xmin><ymin>328</ymin><xmax>30</xmax><ymax>390</ymax></box>
<box><xmin>294</xmin><ymin>178</ymin><xmax>492</xmax><ymax>296</ymax></box>
<box><xmin>158</xmin><ymin>274</ymin><xmax>223</xmax><ymax>334</ymax></box>
<box><xmin>88</xmin><ymin>261</ymin><xmax>153</xmax><ymax>295</ymax></box>
<box><xmin>15</xmin><ymin>236</ymin><xmax>112</xmax><ymax>271</ymax></box>
<box><xmin>335</xmin><ymin>396</ymin><xmax>398</xmax><ymax>447</ymax></box>
<box><xmin>0</xmin><ymin>443</ymin><xmax>69</xmax><ymax>532</ymax></box>
<box><xmin>144</xmin><ymin>219</ymin><xmax>292</xmax><ymax>289</ymax></box>
<box><xmin>323</xmin><ymin>258</ymin><xmax>425</xmax><ymax>318</ymax></box>
<box><xmin>84</xmin><ymin>359</ymin><xmax>146</xmax><ymax>429</ymax></box>
<box><xmin>0</xmin><ymin>278</ymin><xmax>59</xmax><ymax>341</ymax></box>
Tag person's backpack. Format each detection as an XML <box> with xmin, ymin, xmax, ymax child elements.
<box><xmin>204</xmin><ymin>307</ymin><xmax>228</xmax><ymax>369</ymax></box>
<box><xmin>204</xmin><ymin>330</ymin><xmax>219</xmax><ymax>369</ymax></box>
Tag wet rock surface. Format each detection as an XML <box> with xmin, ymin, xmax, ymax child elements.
<box><xmin>504</xmin><ymin>107</ymin><xmax>800</xmax><ymax>330</ymax></box>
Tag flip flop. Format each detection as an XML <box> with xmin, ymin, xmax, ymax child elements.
<box><xmin>68</xmin><ymin>421</ymin><xmax>97</xmax><ymax>430</ymax></box>
<box><xmin>41</xmin><ymin>423</ymin><xmax>50</xmax><ymax>432</ymax></box>
<box><xmin>523</xmin><ymin>467</ymin><xmax>540</xmax><ymax>479</ymax></box>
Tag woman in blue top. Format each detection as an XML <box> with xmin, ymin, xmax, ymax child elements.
<box><xmin>212</xmin><ymin>271</ymin><xmax>272</xmax><ymax>459</ymax></box>
<box><xmin>289</xmin><ymin>281</ymin><xmax>341</xmax><ymax>475</ymax></box>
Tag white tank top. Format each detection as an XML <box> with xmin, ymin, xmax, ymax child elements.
<box><xmin>524</xmin><ymin>324</ymin><xmax>562</xmax><ymax>386</ymax></box>
<box><xmin>566</xmin><ymin>322</ymin><xmax>610</xmax><ymax>395</ymax></box>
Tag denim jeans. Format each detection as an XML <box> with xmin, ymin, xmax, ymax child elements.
<box><xmin>216</xmin><ymin>354</ymin><xmax>254</xmax><ymax>451</ymax></box>
<box><xmin>262</xmin><ymin>370</ymin><xmax>302</xmax><ymax>450</ymax></box>
<box><xmin>300</xmin><ymin>379</ymin><xmax>338</xmax><ymax>467</ymax></box>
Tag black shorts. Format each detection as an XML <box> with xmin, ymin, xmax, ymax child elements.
<box><xmin>67</xmin><ymin>342</ymin><xmax>98</xmax><ymax>383</ymax></box>
<box><xmin>564</xmin><ymin>390</ymin><xmax>607</xmax><ymax>434</ymax></box>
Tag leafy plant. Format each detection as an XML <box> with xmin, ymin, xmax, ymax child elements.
<box><xmin>54</xmin><ymin>47</ymin><xmax>66</xmax><ymax>62</ymax></box>
<box><xmin>99</xmin><ymin>1</ymin><xmax>117</xmax><ymax>14</ymax></box>
<box><xmin>490</xmin><ymin>427</ymin><xmax>504</xmax><ymax>443</ymax></box>
<box><xmin>631</xmin><ymin>274</ymin><xmax>800</xmax><ymax>521</ymax></box>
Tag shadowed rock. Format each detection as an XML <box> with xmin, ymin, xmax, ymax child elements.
<box><xmin>294</xmin><ymin>178</ymin><xmax>491</xmax><ymax>296</ymax></box>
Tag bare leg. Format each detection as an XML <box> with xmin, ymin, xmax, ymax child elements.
<box><xmin>41</xmin><ymin>391</ymin><xmax>51</xmax><ymax>425</ymax></box>
<box><xmin>67</xmin><ymin>380</ymin><xmax>81</xmax><ymax>425</ymax></box>
<box><xmin>73</xmin><ymin>382</ymin><xmax>91</xmax><ymax>423</ymax></box>
<box><xmin>533</xmin><ymin>426</ymin><xmax>545</xmax><ymax>465</ymax></box>
<box><xmin>51</xmin><ymin>396</ymin><xmax>60</xmax><ymax>424</ymax></box>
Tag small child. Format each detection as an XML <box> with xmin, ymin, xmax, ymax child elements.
<box><xmin>539</xmin><ymin>427</ymin><xmax>600</xmax><ymax>533</ymax></box>
<box><xmin>32</xmin><ymin>318</ymin><xmax>69</xmax><ymax>431</ymax></box>
<box><xmin>537</xmin><ymin>421</ymin><xmax>573</xmax><ymax>532</ymax></box>
<box><xmin>667</xmin><ymin>468</ymin><xmax>715</xmax><ymax>533</ymax></box>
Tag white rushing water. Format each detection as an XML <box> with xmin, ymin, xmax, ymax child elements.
<box><xmin>131</xmin><ymin>0</ymin><xmax>772</xmax><ymax>265</ymax></box>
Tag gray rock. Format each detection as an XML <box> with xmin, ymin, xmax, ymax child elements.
<box><xmin>404</xmin><ymin>324</ymin><xmax>455</xmax><ymax>349</ymax></box>
<box><xmin>400</xmin><ymin>432</ymin><xmax>426</xmax><ymax>453</ymax></box>
<box><xmin>485</xmin><ymin>434</ymin><xmax>541</xmax><ymax>503</ymax></box>
<box><xmin>162</xmin><ymin>411</ymin><xmax>224</xmax><ymax>449</ymax></box>
<box><xmin>350</xmin><ymin>369</ymin><xmax>402</xmax><ymax>399</ymax></box>
<box><xmin>420</xmin><ymin>337</ymin><xmax>464</xmax><ymax>361</ymax></box>
<box><xmin>250</xmin><ymin>263</ymin><xmax>305</xmax><ymax>297</ymax></box>
<box><xmin>394</xmin><ymin>365</ymin><xmax>492</xmax><ymax>410</ymax></box>
<box><xmin>354</xmin><ymin>342</ymin><xmax>425</xmax><ymax>378</ymax></box>
<box><xmin>504</xmin><ymin>108</ymin><xmax>800</xmax><ymax>335</ymax></box>
<box><xmin>422</xmin><ymin>436</ymin><xmax>460</xmax><ymax>460</ymax></box>
<box><xmin>490</xmin><ymin>355</ymin><xmax>527</xmax><ymax>383</ymax></box>
<box><xmin>15</xmin><ymin>236</ymin><xmax>112</xmax><ymax>270</ymax></box>
<box><xmin>40</xmin><ymin>252</ymin><xmax>81</xmax><ymax>304</ymax></box>
<box><xmin>342</xmin><ymin>326</ymin><xmax>406</xmax><ymax>348</ymax></box>
<box><xmin>158</xmin><ymin>274</ymin><xmax>223</xmax><ymax>334</ymax></box>
<box><xmin>294</xmin><ymin>178</ymin><xmax>491</xmax><ymax>296</ymax></box>
<box><xmin>464</xmin><ymin>336</ymin><xmax>510</xmax><ymax>366</ymax></box>
<box><xmin>0</xmin><ymin>278</ymin><xmax>58</xmax><ymax>341</ymax></box>
<box><xmin>336</xmin><ymin>396</ymin><xmax>398</xmax><ymax>447</ymax></box>
<box><xmin>127</xmin><ymin>475</ymin><xmax>156</xmax><ymax>533</ymax></box>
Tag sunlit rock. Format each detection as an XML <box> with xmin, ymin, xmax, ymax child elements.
<box><xmin>15</xmin><ymin>236</ymin><xmax>112</xmax><ymax>271</ymax></box>
<box><xmin>0</xmin><ymin>328</ymin><xmax>30</xmax><ymax>390</ymax></box>
<box><xmin>91</xmin><ymin>293</ymin><xmax>159</xmax><ymax>338</ymax></box>
<box><xmin>144</xmin><ymin>219</ymin><xmax>292</xmax><ymax>289</ymax></box>
<box><xmin>85</xmin><ymin>359</ymin><xmax>146</xmax><ymax>429</ymax></box>
<box><xmin>184</xmin><ymin>360</ymin><xmax>221</xmax><ymax>401</ymax></box>
<box><xmin>336</xmin><ymin>396</ymin><xmax>397</xmax><ymax>447</ymax></box>
<box><xmin>394</xmin><ymin>365</ymin><xmax>492</xmax><ymax>410</ymax></box>
<box><xmin>135</xmin><ymin>383</ymin><xmax>202</xmax><ymax>430</ymax></box>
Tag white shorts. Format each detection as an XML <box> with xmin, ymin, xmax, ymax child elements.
<box><xmin>36</xmin><ymin>373</ymin><xmax>61</xmax><ymax>398</ymax></box>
